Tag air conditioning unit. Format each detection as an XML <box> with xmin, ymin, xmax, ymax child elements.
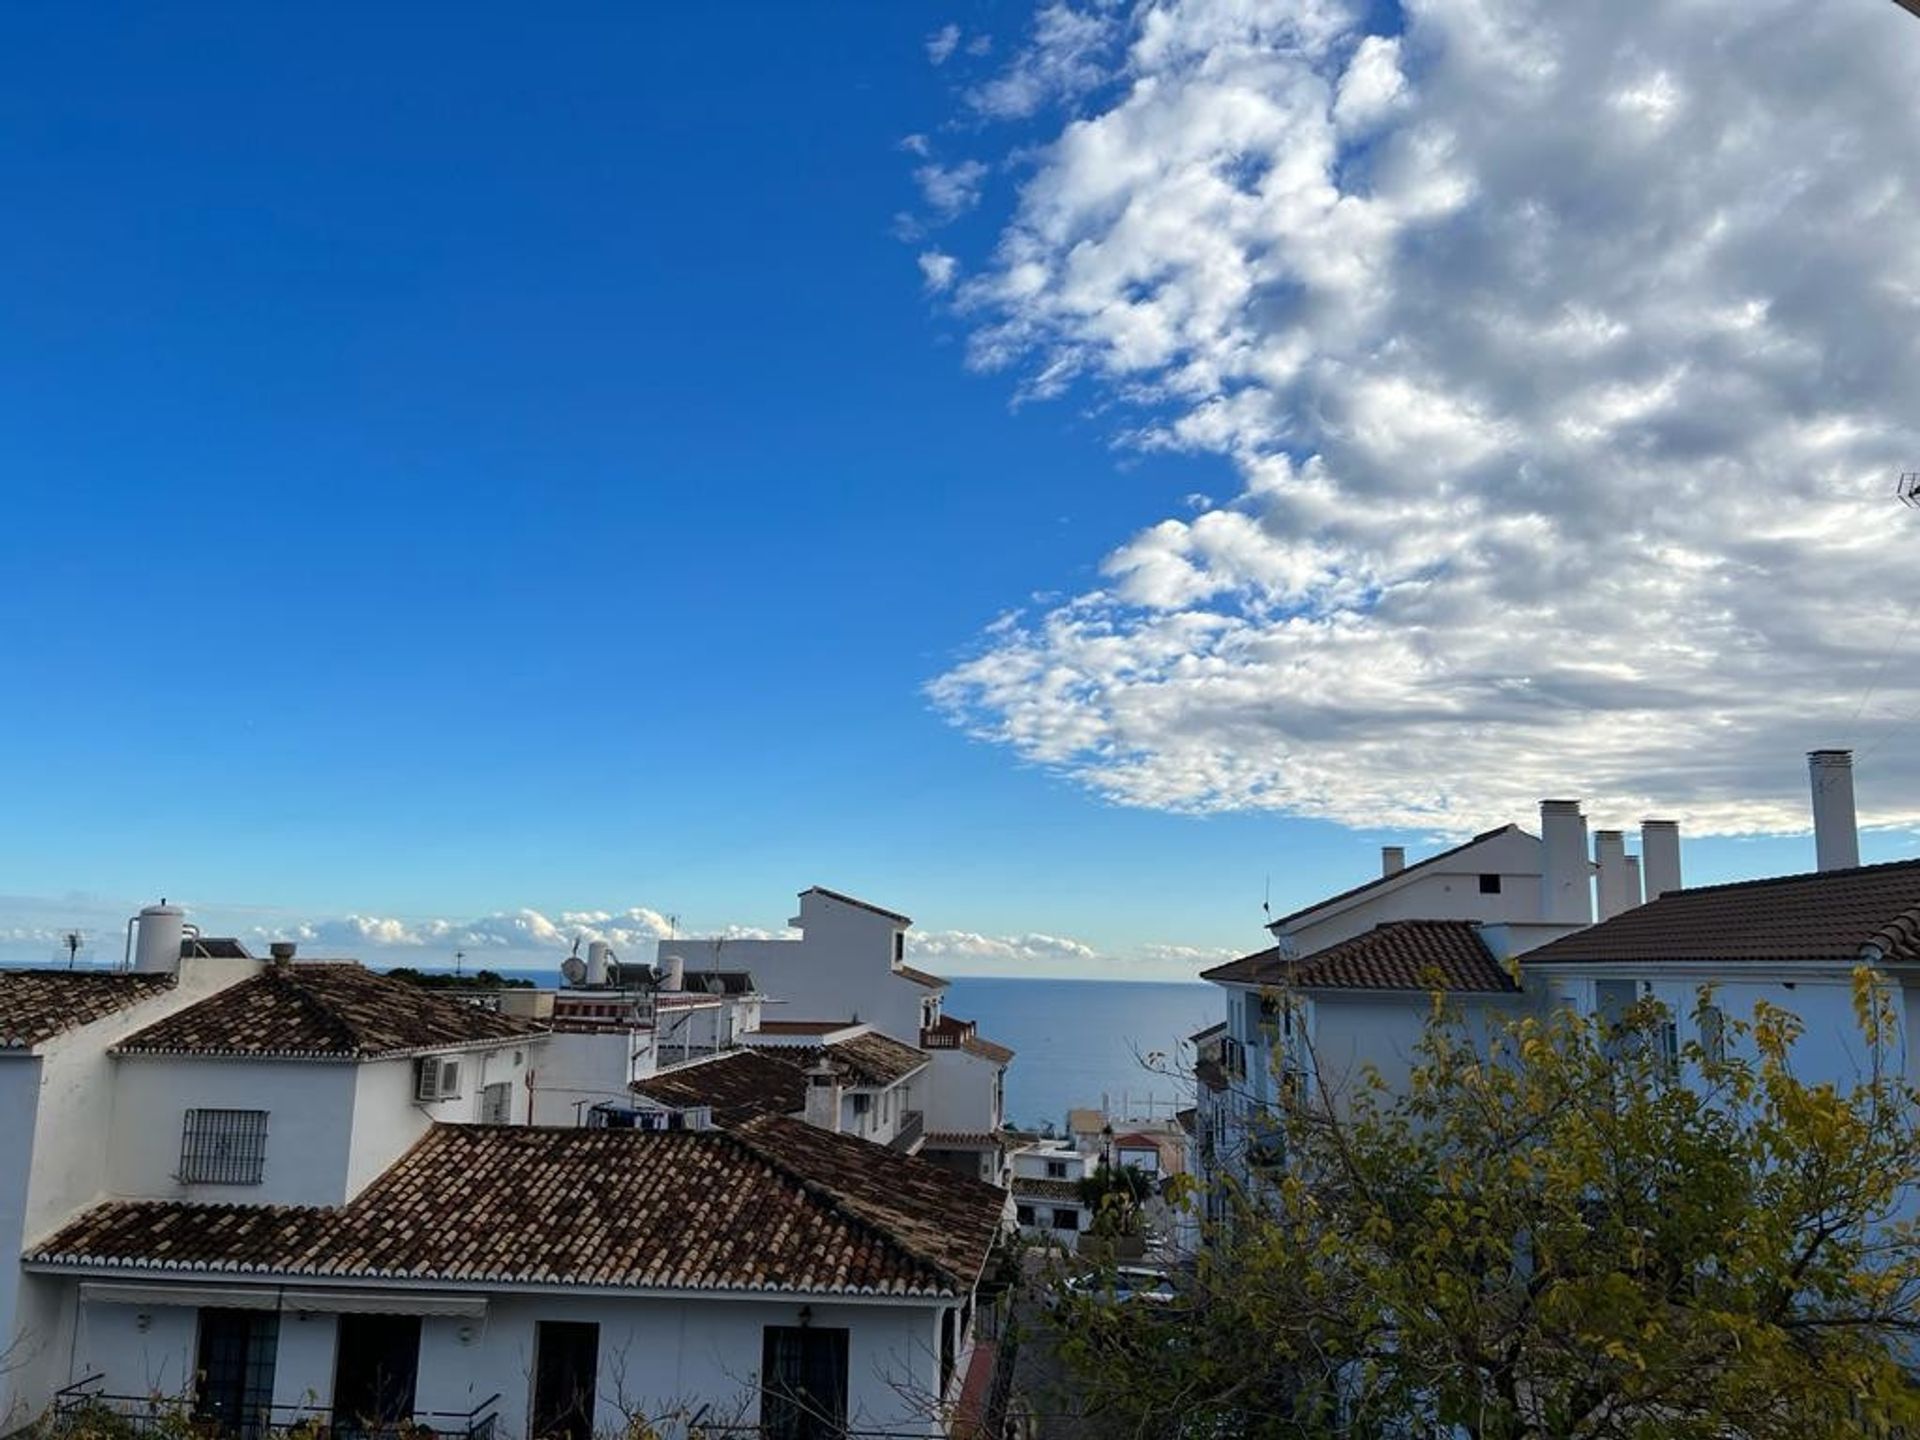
<box><xmin>416</xmin><ymin>1056</ymin><xmax>463</xmax><ymax>1102</ymax></box>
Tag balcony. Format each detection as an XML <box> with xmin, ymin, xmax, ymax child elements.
<box><xmin>890</xmin><ymin>1108</ymin><xmax>925</xmax><ymax>1152</ymax></box>
<box><xmin>48</xmin><ymin>1379</ymin><xmax>500</xmax><ymax>1440</ymax></box>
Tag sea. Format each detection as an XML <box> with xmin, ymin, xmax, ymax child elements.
<box><xmin>943</xmin><ymin>976</ymin><xmax>1218</xmax><ymax>1132</ymax></box>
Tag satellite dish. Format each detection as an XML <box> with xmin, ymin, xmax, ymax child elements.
<box><xmin>560</xmin><ymin>956</ymin><xmax>587</xmax><ymax>986</ymax></box>
<box><xmin>706</xmin><ymin>976</ymin><xmax>725</xmax><ymax>995</ymax></box>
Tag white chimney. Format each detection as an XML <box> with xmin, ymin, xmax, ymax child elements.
<box><xmin>130</xmin><ymin>903</ymin><xmax>186</xmax><ymax>975</ymax></box>
<box><xmin>1539</xmin><ymin>800</ymin><xmax>1592</xmax><ymax>925</ymax></box>
<box><xmin>1381</xmin><ymin>846</ymin><xmax>1406</xmax><ymax>877</ymax></box>
<box><xmin>803</xmin><ymin>1059</ymin><xmax>842</xmax><ymax>1134</ymax></box>
<box><xmin>586</xmin><ymin>940</ymin><xmax>611</xmax><ymax>987</ymax></box>
<box><xmin>1595</xmin><ymin>830</ymin><xmax>1632</xmax><ymax>920</ymax></box>
<box><xmin>1809</xmin><ymin>749</ymin><xmax>1860</xmax><ymax>872</ymax></box>
<box><xmin>1641</xmin><ymin>820</ymin><xmax>1682</xmax><ymax>899</ymax></box>
<box><xmin>1624</xmin><ymin>855</ymin><xmax>1643</xmax><ymax>910</ymax></box>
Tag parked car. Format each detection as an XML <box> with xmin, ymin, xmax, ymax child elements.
<box><xmin>1055</xmin><ymin>1264</ymin><xmax>1178</xmax><ymax>1308</ymax></box>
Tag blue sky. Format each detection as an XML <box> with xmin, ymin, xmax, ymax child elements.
<box><xmin>2</xmin><ymin>2</ymin><xmax>1916</xmax><ymax>977</ymax></box>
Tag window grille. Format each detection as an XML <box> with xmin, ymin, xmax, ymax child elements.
<box><xmin>180</xmin><ymin>1109</ymin><xmax>268</xmax><ymax>1185</ymax></box>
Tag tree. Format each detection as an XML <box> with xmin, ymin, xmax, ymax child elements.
<box><xmin>1052</xmin><ymin>974</ymin><xmax>1920</xmax><ymax>1438</ymax></box>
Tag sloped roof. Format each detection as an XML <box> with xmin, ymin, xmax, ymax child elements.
<box><xmin>897</xmin><ymin>964</ymin><xmax>949</xmax><ymax>989</ymax></box>
<box><xmin>821</xmin><ymin>1031</ymin><xmax>929</xmax><ymax>1086</ymax></box>
<box><xmin>1270</xmin><ymin>825</ymin><xmax>1527</xmax><ymax>928</ymax></box>
<box><xmin>632</xmin><ymin>1049</ymin><xmax>806</xmax><ymax>1125</ymax></box>
<box><xmin>1525</xmin><ymin>859</ymin><xmax>1920</xmax><ymax>966</ymax></box>
<box><xmin>960</xmin><ymin>1033</ymin><xmax>1014</xmax><ymax>1064</ymax></box>
<box><xmin>1202</xmin><ymin>920</ymin><xmax>1519</xmax><ymax>994</ymax></box>
<box><xmin>804</xmin><ymin>887</ymin><xmax>913</xmax><ymax>925</ymax></box>
<box><xmin>0</xmin><ymin>971</ymin><xmax>178</xmax><ymax>1050</ymax></box>
<box><xmin>29</xmin><ymin>1117</ymin><xmax>1005</xmax><ymax>1298</ymax></box>
<box><xmin>116</xmin><ymin>963</ymin><xmax>543</xmax><ymax>1059</ymax></box>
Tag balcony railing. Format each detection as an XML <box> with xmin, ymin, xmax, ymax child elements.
<box><xmin>889</xmin><ymin>1109</ymin><xmax>925</xmax><ymax>1151</ymax></box>
<box><xmin>49</xmin><ymin>1378</ymin><xmax>500</xmax><ymax>1440</ymax></box>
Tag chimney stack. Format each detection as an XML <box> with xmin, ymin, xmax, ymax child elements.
<box><xmin>804</xmin><ymin>1059</ymin><xmax>842</xmax><ymax>1134</ymax></box>
<box><xmin>1624</xmin><ymin>855</ymin><xmax>1642</xmax><ymax>910</ymax></box>
<box><xmin>1381</xmin><ymin>846</ymin><xmax>1406</xmax><ymax>877</ymax></box>
<box><xmin>1539</xmin><ymin>800</ymin><xmax>1592</xmax><ymax>925</ymax></box>
<box><xmin>1808</xmin><ymin>749</ymin><xmax>1860</xmax><ymax>872</ymax></box>
<box><xmin>1641</xmin><ymin>820</ymin><xmax>1682</xmax><ymax>899</ymax></box>
<box><xmin>268</xmin><ymin>942</ymin><xmax>297</xmax><ymax>966</ymax></box>
<box><xmin>1594</xmin><ymin>830</ymin><xmax>1632</xmax><ymax>920</ymax></box>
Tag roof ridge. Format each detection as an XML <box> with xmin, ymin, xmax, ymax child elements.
<box><xmin>1649</xmin><ymin>855</ymin><xmax>1920</xmax><ymax>901</ymax></box>
<box><xmin>724</xmin><ymin>1118</ymin><xmax>959</xmax><ymax>1292</ymax></box>
<box><xmin>267</xmin><ymin>966</ymin><xmax>368</xmax><ymax>1054</ymax></box>
<box><xmin>1269</xmin><ymin>824</ymin><xmax>1529</xmax><ymax>928</ymax></box>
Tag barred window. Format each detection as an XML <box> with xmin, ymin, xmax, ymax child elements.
<box><xmin>180</xmin><ymin>1109</ymin><xmax>268</xmax><ymax>1185</ymax></box>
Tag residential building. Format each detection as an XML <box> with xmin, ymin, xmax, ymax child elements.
<box><xmin>1007</xmin><ymin>1141</ymin><xmax>1091</xmax><ymax>1245</ymax></box>
<box><xmin>918</xmin><ymin>1017</ymin><xmax>1013</xmax><ymax>1186</ymax></box>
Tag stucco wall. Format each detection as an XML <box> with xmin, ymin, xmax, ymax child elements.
<box><xmin>923</xmin><ymin>1047</ymin><xmax>1000</xmax><ymax>1135</ymax></box>
<box><xmin>1288</xmin><ymin>829</ymin><xmax>1551</xmax><ymax>952</ymax></box>
<box><xmin>0</xmin><ymin>1058</ymin><xmax>44</xmax><ymax>1430</ymax></box>
<box><xmin>65</xmin><ymin>1289</ymin><xmax>952</xmax><ymax>1439</ymax></box>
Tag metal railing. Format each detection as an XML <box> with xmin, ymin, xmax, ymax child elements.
<box><xmin>48</xmin><ymin>1379</ymin><xmax>499</xmax><ymax>1440</ymax></box>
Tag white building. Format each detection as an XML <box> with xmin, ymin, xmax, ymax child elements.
<box><xmin>658</xmin><ymin>888</ymin><xmax>1015</xmax><ymax>1184</ymax></box>
<box><xmin>1007</xmin><ymin>1141</ymin><xmax>1092</xmax><ymax>1246</ymax></box>
<box><xmin>1</xmin><ymin>905</ymin><xmax>1013</xmax><ymax>1440</ymax></box>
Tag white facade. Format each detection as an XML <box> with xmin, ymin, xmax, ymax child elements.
<box><xmin>659</xmin><ymin>889</ymin><xmax>939</xmax><ymax>1044</ymax></box>
<box><xmin>49</xmin><ymin>1283</ymin><xmax>963</xmax><ymax>1439</ymax></box>
<box><xmin>1009</xmin><ymin>1143</ymin><xmax>1091</xmax><ymax>1245</ymax></box>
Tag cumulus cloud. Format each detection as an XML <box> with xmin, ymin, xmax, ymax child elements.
<box><xmin>915</xmin><ymin>158</ymin><xmax>990</xmax><ymax>217</ymax></box>
<box><xmin>919</xmin><ymin>250</ymin><xmax>959</xmax><ymax>293</ymax></box>
<box><xmin>927</xmin><ymin>23</ymin><xmax>963</xmax><ymax>65</ymax></box>
<box><xmin>928</xmin><ymin>0</ymin><xmax>1920</xmax><ymax>837</ymax></box>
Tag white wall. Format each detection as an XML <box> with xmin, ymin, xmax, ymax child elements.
<box><xmin>1287</xmin><ymin>829</ymin><xmax>1550</xmax><ymax>952</ymax></box>
<box><xmin>64</xmin><ymin>1288</ymin><xmax>955</xmax><ymax>1439</ymax></box>
<box><xmin>0</xmin><ymin>1058</ymin><xmax>43</xmax><ymax>1430</ymax></box>
<box><xmin>527</xmin><ymin>1030</ymin><xmax>644</xmax><ymax>1127</ymax></box>
<box><xmin>923</xmin><ymin>1048</ymin><xmax>1002</xmax><ymax>1136</ymax></box>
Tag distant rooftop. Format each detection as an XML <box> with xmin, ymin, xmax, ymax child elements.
<box><xmin>803</xmin><ymin>886</ymin><xmax>913</xmax><ymax>925</ymax></box>
<box><xmin>117</xmin><ymin>962</ymin><xmax>545</xmax><ymax>1060</ymax></box>
<box><xmin>1203</xmin><ymin>920</ymin><xmax>1520</xmax><ymax>995</ymax></box>
<box><xmin>1269</xmin><ymin>824</ymin><xmax>1528</xmax><ymax>929</ymax></box>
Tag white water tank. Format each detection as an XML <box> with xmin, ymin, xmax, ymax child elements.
<box><xmin>133</xmin><ymin>903</ymin><xmax>186</xmax><ymax>974</ymax></box>
<box><xmin>663</xmin><ymin>952</ymin><xmax>685</xmax><ymax>992</ymax></box>
<box><xmin>586</xmin><ymin>940</ymin><xmax>612</xmax><ymax>988</ymax></box>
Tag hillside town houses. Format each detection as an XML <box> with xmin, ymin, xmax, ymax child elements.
<box><xmin>0</xmin><ymin>887</ymin><xmax>1017</xmax><ymax>1440</ymax></box>
<box><xmin>1190</xmin><ymin>749</ymin><xmax>1920</xmax><ymax>1230</ymax></box>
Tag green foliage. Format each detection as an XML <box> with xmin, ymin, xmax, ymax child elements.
<box><xmin>384</xmin><ymin>966</ymin><xmax>532</xmax><ymax>990</ymax></box>
<box><xmin>1054</xmin><ymin>975</ymin><xmax>1920</xmax><ymax>1438</ymax></box>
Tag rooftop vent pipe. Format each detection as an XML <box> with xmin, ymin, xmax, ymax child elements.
<box><xmin>1809</xmin><ymin>749</ymin><xmax>1861</xmax><ymax>872</ymax></box>
<box><xmin>1381</xmin><ymin>846</ymin><xmax>1406</xmax><ymax>877</ymax></box>
<box><xmin>268</xmin><ymin>942</ymin><xmax>297</xmax><ymax>965</ymax></box>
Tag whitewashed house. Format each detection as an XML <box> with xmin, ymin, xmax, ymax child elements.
<box><xmin>0</xmin><ymin>937</ymin><xmax>260</xmax><ymax>1431</ymax></box>
<box><xmin>2</xmin><ymin>905</ymin><xmax>1013</xmax><ymax>1440</ymax></box>
<box><xmin>1007</xmin><ymin>1141</ymin><xmax>1092</xmax><ymax>1245</ymax></box>
<box><xmin>1191</xmin><ymin>799</ymin><xmax>1686</xmax><ymax>1205</ymax></box>
<box><xmin>659</xmin><ymin>888</ymin><xmax>1016</xmax><ymax>1184</ymax></box>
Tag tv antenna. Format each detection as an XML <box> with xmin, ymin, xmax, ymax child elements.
<box><xmin>453</xmin><ymin>949</ymin><xmax>466</xmax><ymax>978</ymax></box>
<box><xmin>1898</xmin><ymin>472</ymin><xmax>1919</xmax><ymax>509</ymax></box>
<box><xmin>57</xmin><ymin>930</ymin><xmax>89</xmax><ymax>969</ymax></box>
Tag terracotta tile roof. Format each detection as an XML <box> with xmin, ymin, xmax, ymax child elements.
<box><xmin>1011</xmin><ymin>1177</ymin><xmax>1083</xmax><ymax>1203</ymax></box>
<box><xmin>30</xmin><ymin>1117</ymin><xmax>1006</xmax><ymax>1298</ymax></box>
<box><xmin>925</xmin><ymin>1132</ymin><xmax>1001</xmax><ymax>1150</ymax></box>
<box><xmin>1270</xmin><ymin>824</ymin><xmax>1527</xmax><ymax>928</ymax></box>
<box><xmin>115</xmin><ymin>963</ymin><xmax>544</xmax><ymax>1059</ymax></box>
<box><xmin>752</xmin><ymin>1019</ymin><xmax>855</xmax><ymax>1035</ymax></box>
<box><xmin>0</xmin><ymin>971</ymin><xmax>178</xmax><ymax>1050</ymax></box>
<box><xmin>1202</xmin><ymin>920</ymin><xmax>1519</xmax><ymax>994</ymax></box>
<box><xmin>1525</xmin><ymin>859</ymin><xmax>1920</xmax><ymax>966</ymax></box>
<box><xmin>823</xmin><ymin>1031</ymin><xmax>929</xmax><ymax>1086</ymax></box>
<box><xmin>960</xmin><ymin>1034</ymin><xmax>1014</xmax><ymax>1064</ymax></box>
<box><xmin>804</xmin><ymin>886</ymin><xmax>913</xmax><ymax>925</ymax></box>
<box><xmin>897</xmin><ymin>964</ymin><xmax>949</xmax><ymax>989</ymax></box>
<box><xmin>632</xmin><ymin>1050</ymin><xmax>806</xmax><ymax>1125</ymax></box>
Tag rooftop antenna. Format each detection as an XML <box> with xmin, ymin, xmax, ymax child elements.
<box><xmin>1898</xmin><ymin>472</ymin><xmax>1919</xmax><ymax>509</ymax></box>
<box><xmin>1262</xmin><ymin>874</ymin><xmax>1271</xmax><ymax>921</ymax></box>
<box><xmin>667</xmin><ymin>913</ymin><xmax>680</xmax><ymax>939</ymax></box>
<box><xmin>58</xmin><ymin>930</ymin><xmax>88</xmax><ymax>970</ymax></box>
<box><xmin>453</xmin><ymin>949</ymin><xmax>466</xmax><ymax>978</ymax></box>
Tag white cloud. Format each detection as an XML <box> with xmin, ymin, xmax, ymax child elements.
<box><xmin>915</xmin><ymin>158</ymin><xmax>990</xmax><ymax>217</ymax></box>
<box><xmin>927</xmin><ymin>23</ymin><xmax>963</xmax><ymax>66</ymax></box>
<box><xmin>919</xmin><ymin>250</ymin><xmax>959</xmax><ymax>293</ymax></box>
<box><xmin>927</xmin><ymin>0</ymin><xmax>1920</xmax><ymax>838</ymax></box>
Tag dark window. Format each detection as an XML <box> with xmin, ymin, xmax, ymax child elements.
<box><xmin>1045</xmin><ymin>1160</ymin><xmax>1067</xmax><ymax>1179</ymax></box>
<box><xmin>194</xmin><ymin>1309</ymin><xmax>279</xmax><ymax>1439</ymax></box>
<box><xmin>333</xmin><ymin>1314</ymin><xmax>420</xmax><ymax>1434</ymax></box>
<box><xmin>940</xmin><ymin>1309</ymin><xmax>958</xmax><ymax>1397</ymax></box>
<box><xmin>761</xmin><ymin>1325</ymin><xmax>849</xmax><ymax>1440</ymax></box>
<box><xmin>1053</xmin><ymin>1208</ymin><xmax>1081</xmax><ymax>1232</ymax></box>
<box><xmin>180</xmin><ymin>1110</ymin><xmax>268</xmax><ymax>1185</ymax></box>
<box><xmin>531</xmin><ymin>1321</ymin><xmax>598</xmax><ymax>1440</ymax></box>
<box><xmin>893</xmin><ymin>932</ymin><xmax>905</xmax><ymax>963</ymax></box>
<box><xmin>850</xmin><ymin>1092</ymin><xmax>871</xmax><ymax>1117</ymax></box>
<box><xmin>1478</xmin><ymin>873</ymin><xmax>1502</xmax><ymax>894</ymax></box>
<box><xmin>1016</xmin><ymin>1204</ymin><xmax>1036</xmax><ymax>1225</ymax></box>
